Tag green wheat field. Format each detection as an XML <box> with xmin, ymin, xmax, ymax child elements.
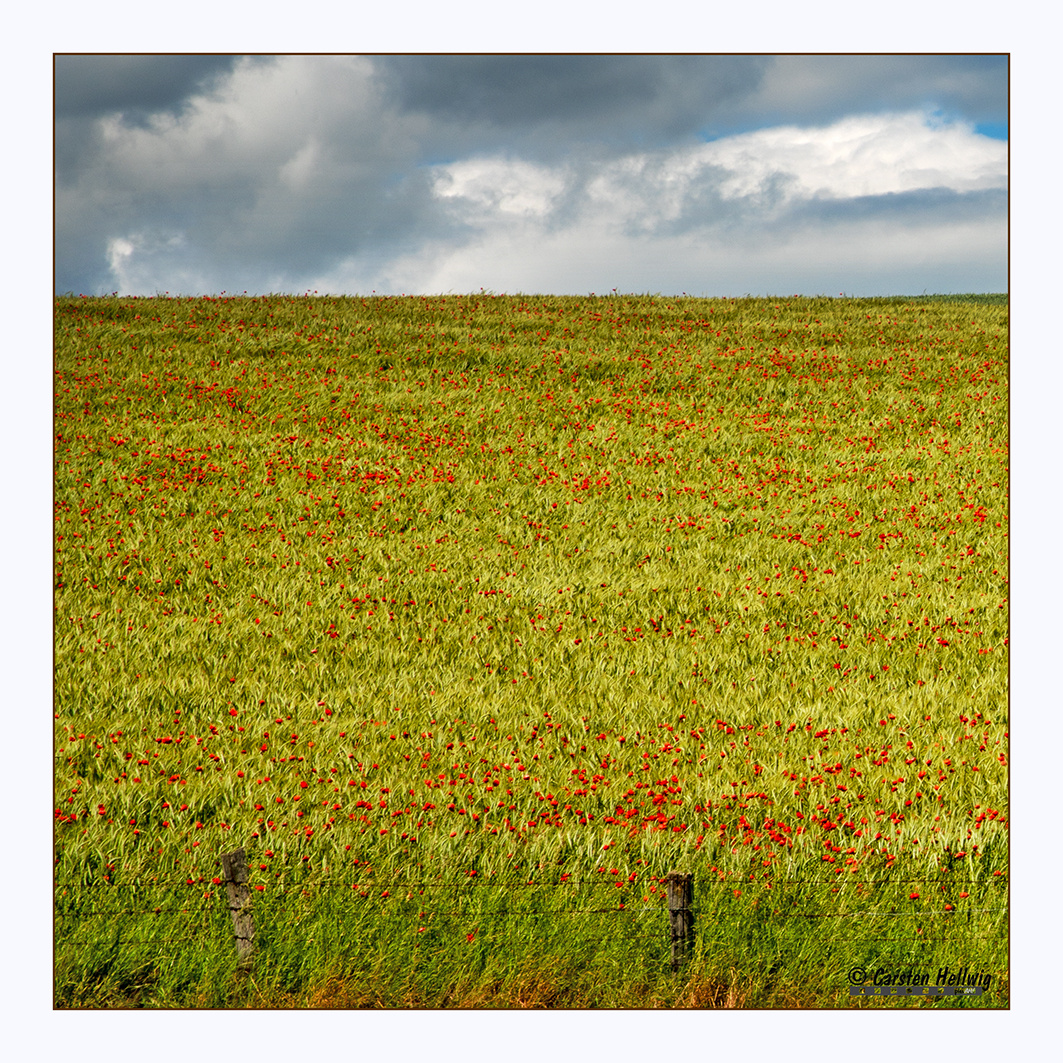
<box><xmin>54</xmin><ymin>292</ymin><xmax>1008</xmax><ymax>1007</ymax></box>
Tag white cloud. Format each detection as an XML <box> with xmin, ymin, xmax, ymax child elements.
<box><xmin>701</xmin><ymin>111</ymin><xmax>1006</xmax><ymax>200</ymax></box>
<box><xmin>378</xmin><ymin>109</ymin><xmax>1007</xmax><ymax>295</ymax></box>
<box><xmin>360</xmin><ymin>202</ymin><xmax>1005</xmax><ymax>299</ymax></box>
<box><xmin>105</xmin><ymin>230</ymin><xmax>206</xmax><ymax>295</ymax></box>
<box><xmin>430</xmin><ymin>110</ymin><xmax>1005</xmax><ymax>232</ymax></box>
<box><xmin>105</xmin><ymin>236</ymin><xmax>134</xmax><ymax>279</ymax></box>
<box><xmin>278</xmin><ymin>137</ymin><xmax>323</xmax><ymax>191</ymax></box>
<box><xmin>433</xmin><ymin>157</ymin><xmax>568</xmax><ymax>218</ymax></box>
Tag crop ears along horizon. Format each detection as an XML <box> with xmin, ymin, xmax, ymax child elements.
<box><xmin>54</xmin><ymin>54</ymin><xmax>1008</xmax><ymax>298</ymax></box>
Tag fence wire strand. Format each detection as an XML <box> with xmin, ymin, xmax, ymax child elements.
<box><xmin>56</xmin><ymin>873</ymin><xmax>1004</xmax><ymax>891</ymax></box>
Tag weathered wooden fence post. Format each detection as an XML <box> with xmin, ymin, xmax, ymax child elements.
<box><xmin>666</xmin><ymin>870</ymin><xmax>694</xmax><ymax>972</ymax></box>
<box><xmin>220</xmin><ymin>848</ymin><xmax>255</xmax><ymax>962</ymax></box>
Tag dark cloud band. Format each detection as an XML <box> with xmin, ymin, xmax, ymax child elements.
<box><xmin>54</xmin><ymin>54</ymin><xmax>244</xmax><ymax>119</ymax></box>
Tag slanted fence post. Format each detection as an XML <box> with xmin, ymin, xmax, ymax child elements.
<box><xmin>666</xmin><ymin>870</ymin><xmax>695</xmax><ymax>972</ymax></box>
<box><xmin>220</xmin><ymin>847</ymin><xmax>255</xmax><ymax>962</ymax></box>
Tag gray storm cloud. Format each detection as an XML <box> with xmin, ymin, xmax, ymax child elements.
<box><xmin>54</xmin><ymin>54</ymin><xmax>244</xmax><ymax>120</ymax></box>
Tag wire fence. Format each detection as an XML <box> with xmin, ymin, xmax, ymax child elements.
<box><xmin>52</xmin><ymin>848</ymin><xmax>1009</xmax><ymax>1017</ymax></box>
<box><xmin>55</xmin><ymin>848</ymin><xmax>1008</xmax><ymax>957</ymax></box>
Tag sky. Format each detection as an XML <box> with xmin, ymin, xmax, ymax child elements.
<box><xmin>54</xmin><ymin>54</ymin><xmax>1008</xmax><ymax>298</ymax></box>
